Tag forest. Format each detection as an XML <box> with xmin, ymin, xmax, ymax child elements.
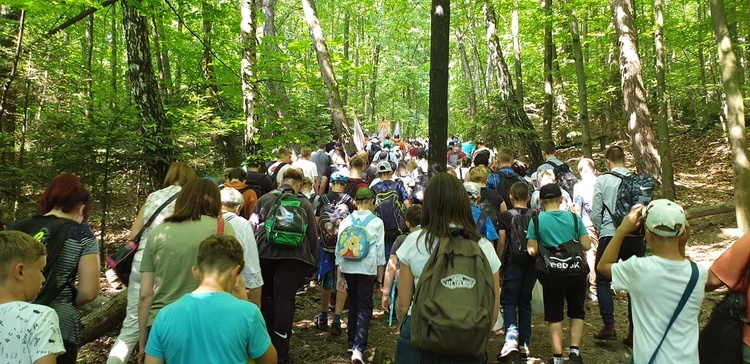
<box><xmin>1</xmin><ymin>0</ymin><xmax>749</xmax><ymax>232</ymax></box>
<box><xmin>0</xmin><ymin>0</ymin><xmax>749</xmax><ymax>361</ymax></box>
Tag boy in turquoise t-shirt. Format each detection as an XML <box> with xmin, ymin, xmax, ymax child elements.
<box><xmin>144</xmin><ymin>234</ymin><xmax>277</xmax><ymax>364</ymax></box>
<box><xmin>526</xmin><ymin>184</ymin><xmax>591</xmax><ymax>364</ymax></box>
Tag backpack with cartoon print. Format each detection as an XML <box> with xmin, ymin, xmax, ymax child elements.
<box><xmin>337</xmin><ymin>214</ymin><xmax>376</xmax><ymax>261</ymax></box>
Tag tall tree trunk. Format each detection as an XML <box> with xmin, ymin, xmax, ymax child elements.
<box><xmin>709</xmin><ymin>0</ymin><xmax>750</xmax><ymax>232</ymax></box>
<box><xmin>484</xmin><ymin>0</ymin><xmax>543</xmax><ymax>165</ymax></box>
<box><xmin>511</xmin><ymin>0</ymin><xmax>524</xmax><ymax>104</ymax></box>
<box><xmin>121</xmin><ymin>0</ymin><xmax>172</xmax><ymax>187</ymax></box>
<box><xmin>455</xmin><ymin>28</ymin><xmax>476</xmax><ymax>121</ymax></box>
<box><xmin>300</xmin><ymin>0</ymin><xmax>356</xmax><ymax>155</ymax></box>
<box><xmin>541</xmin><ymin>0</ymin><xmax>554</xmax><ymax>141</ymax></box>
<box><xmin>696</xmin><ymin>0</ymin><xmax>711</xmax><ymax>128</ymax></box>
<box><xmin>202</xmin><ymin>0</ymin><xmax>218</xmax><ymax>99</ymax></box>
<box><xmin>611</xmin><ymin>0</ymin><xmax>662</xmax><ymax>180</ymax></box>
<box><xmin>551</xmin><ymin>43</ymin><xmax>570</xmax><ymax>128</ymax></box>
<box><xmin>84</xmin><ymin>13</ymin><xmax>94</xmax><ymax>124</ymax></box>
<box><xmin>568</xmin><ymin>6</ymin><xmax>592</xmax><ymax>158</ymax></box>
<box><xmin>342</xmin><ymin>12</ymin><xmax>350</xmax><ymax>106</ymax></box>
<box><xmin>654</xmin><ymin>0</ymin><xmax>675</xmax><ymax>200</ymax></box>
<box><xmin>240</xmin><ymin>0</ymin><xmax>259</xmax><ymax>154</ymax></box>
<box><xmin>428</xmin><ymin>0</ymin><xmax>449</xmax><ymax>174</ymax></box>
<box><xmin>368</xmin><ymin>43</ymin><xmax>380</xmax><ymax>124</ymax></box>
<box><xmin>261</xmin><ymin>0</ymin><xmax>290</xmax><ymax>120</ymax></box>
<box><xmin>110</xmin><ymin>3</ymin><xmax>118</xmax><ymax>108</ymax></box>
<box><xmin>150</xmin><ymin>14</ymin><xmax>172</xmax><ymax>99</ymax></box>
<box><xmin>0</xmin><ymin>7</ymin><xmax>23</xmax><ymax>169</ymax></box>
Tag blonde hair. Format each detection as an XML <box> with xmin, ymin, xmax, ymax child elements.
<box><xmin>0</xmin><ymin>231</ymin><xmax>46</xmax><ymax>281</ymax></box>
<box><xmin>467</xmin><ymin>167</ymin><xmax>488</xmax><ymax>184</ymax></box>
<box><xmin>220</xmin><ymin>187</ymin><xmax>245</xmax><ymax>210</ymax></box>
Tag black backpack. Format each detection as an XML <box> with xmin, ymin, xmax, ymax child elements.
<box><xmin>533</xmin><ymin>213</ymin><xmax>588</xmax><ymax>276</ymax></box>
<box><xmin>505</xmin><ymin>208</ymin><xmax>536</xmax><ymax>265</ymax></box>
<box><xmin>494</xmin><ymin>168</ymin><xmax>524</xmax><ymax>206</ymax></box>
<box><xmin>545</xmin><ymin>161</ymin><xmax>578</xmax><ymax>199</ymax></box>
<box><xmin>267</xmin><ymin>162</ymin><xmax>288</xmax><ymax>190</ymax></box>
<box><xmin>7</xmin><ymin>216</ymin><xmax>74</xmax><ymax>305</ymax></box>
<box><xmin>367</xmin><ymin>142</ymin><xmax>382</xmax><ymax>164</ymax></box>
<box><xmin>375</xmin><ymin>185</ymin><xmax>408</xmax><ymax>235</ymax></box>
<box><xmin>699</xmin><ymin>290</ymin><xmax>747</xmax><ymax>363</ymax></box>
<box><xmin>603</xmin><ymin>171</ymin><xmax>655</xmax><ymax>235</ymax></box>
<box><xmin>478</xmin><ymin>197</ymin><xmax>501</xmax><ymax>234</ymax></box>
<box><xmin>317</xmin><ymin>194</ymin><xmax>352</xmax><ymax>253</ymax></box>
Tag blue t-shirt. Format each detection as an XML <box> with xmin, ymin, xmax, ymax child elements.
<box><xmin>146</xmin><ymin>292</ymin><xmax>271</xmax><ymax>363</ymax></box>
<box><xmin>526</xmin><ymin>210</ymin><xmax>587</xmax><ymax>248</ymax></box>
<box><xmin>471</xmin><ymin>205</ymin><xmax>499</xmax><ymax>242</ymax></box>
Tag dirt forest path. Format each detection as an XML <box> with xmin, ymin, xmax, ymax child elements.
<box><xmin>78</xmin><ymin>129</ymin><xmax>743</xmax><ymax>363</ymax></box>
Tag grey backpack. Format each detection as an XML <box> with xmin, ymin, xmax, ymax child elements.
<box><xmin>410</xmin><ymin>230</ymin><xmax>495</xmax><ymax>359</ymax></box>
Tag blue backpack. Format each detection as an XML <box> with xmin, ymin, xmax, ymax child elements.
<box><xmin>337</xmin><ymin>214</ymin><xmax>377</xmax><ymax>261</ymax></box>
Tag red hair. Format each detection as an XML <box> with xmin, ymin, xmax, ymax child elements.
<box><xmin>36</xmin><ymin>173</ymin><xmax>92</xmax><ymax>221</ymax></box>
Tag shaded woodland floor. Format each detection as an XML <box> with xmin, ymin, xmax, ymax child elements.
<box><xmin>78</xmin><ymin>129</ymin><xmax>742</xmax><ymax>363</ymax></box>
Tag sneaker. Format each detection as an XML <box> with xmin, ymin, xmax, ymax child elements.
<box><xmin>351</xmin><ymin>349</ymin><xmax>364</xmax><ymax>364</ymax></box>
<box><xmin>296</xmin><ymin>286</ymin><xmax>306</xmax><ymax>296</ymax></box>
<box><xmin>342</xmin><ymin>298</ymin><xmax>350</xmax><ymax>314</ymax></box>
<box><xmin>569</xmin><ymin>352</ymin><xmax>583</xmax><ymax>364</ymax></box>
<box><xmin>347</xmin><ymin>342</ymin><xmax>354</xmax><ymax>353</ymax></box>
<box><xmin>313</xmin><ymin>314</ymin><xmax>328</xmax><ymax>330</ymax></box>
<box><xmin>497</xmin><ymin>339</ymin><xmax>519</xmax><ymax>361</ymax></box>
<box><xmin>593</xmin><ymin>325</ymin><xmax>617</xmax><ymax>340</ymax></box>
<box><xmin>519</xmin><ymin>344</ymin><xmax>530</xmax><ymax>359</ymax></box>
<box><xmin>330</xmin><ymin>322</ymin><xmax>342</xmax><ymax>336</ymax></box>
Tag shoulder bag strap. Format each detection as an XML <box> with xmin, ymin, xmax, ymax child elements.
<box><xmin>571</xmin><ymin>212</ymin><xmax>579</xmax><ymax>242</ymax></box>
<box><xmin>133</xmin><ymin>193</ymin><xmax>179</xmax><ymax>242</ymax></box>
<box><xmin>646</xmin><ymin>262</ymin><xmax>699</xmax><ymax>364</ymax></box>
<box><xmin>217</xmin><ymin>217</ymin><xmax>225</xmax><ymax>234</ymax></box>
<box><xmin>533</xmin><ymin>215</ymin><xmax>543</xmax><ymax>250</ymax></box>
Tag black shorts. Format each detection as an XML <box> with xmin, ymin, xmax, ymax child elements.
<box><xmin>540</xmin><ymin>274</ymin><xmax>587</xmax><ymax>323</ymax></box>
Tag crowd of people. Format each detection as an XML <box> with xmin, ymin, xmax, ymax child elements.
<box><xmin>1</xmin><ymin>133</ymin><xmax>749</xmax><ymax>364</ymax></box>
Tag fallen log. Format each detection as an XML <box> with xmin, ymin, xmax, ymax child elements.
<box><xmin>80</xmin><ymin>289</ymin><xmax>128</xmax><ymax>346</ymax></box>
<box><xmin>685</xmin><ymin>202</ymin><xmax>734</xmax><ymax>220</ymax></box>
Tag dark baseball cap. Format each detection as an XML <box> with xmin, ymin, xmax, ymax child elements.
<box><xmin>539</xmin><ymin>184</ymin><xmax>562</xmax><ymax>199</ymax></box>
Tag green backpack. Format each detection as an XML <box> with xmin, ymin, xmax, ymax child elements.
<box><xmin>410</xmin><ymin>230</ymin><xmax>495</xmax><ymax>359</ymax></box>
<box><xmin>265</xmin><ymin>189</ymin><xmax>309</xmax><ymax>248</ymax></box>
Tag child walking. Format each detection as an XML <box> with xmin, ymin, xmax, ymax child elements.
<box><xmin>336</xmin><ymin>187</ymin><xmax>385</xmax><ymax>364</ymax></box>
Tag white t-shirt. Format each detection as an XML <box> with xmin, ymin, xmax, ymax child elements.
<box><xmin>612</xmin><ymin>256</ymin><xmax>707</xmax><ymax>364</ymax></box>
<box><xmin>335</xmin><ymin>210</ymin><xmax>386</xmax><ymax>276</ymax></box>
<box><xmin>292</xmin><ymin>159</ymin><xmax>319</xmax><ymax>180</ymax></box>
<box><xmin>0</xmin><ymin>302</ymin><xmax>66</xmax><ymax>364</ymax></box>
<box><xmin>222</xmin><ymin>212</ymin><xmax>264</xmax><ymax>289</ymax></box>
<box><xmin>396</xmin><ymin>229</ymin><xmax>502</xmax><ymax>315</ymax></box>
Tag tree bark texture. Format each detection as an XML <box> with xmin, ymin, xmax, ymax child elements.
<box><xmin>455</xmin><ymin>28</ymin><xmax>476</xmax><ymax>121</ymax></box>
<box><xmin>611</xmin><ymin>0</ymin><xmax>662</xmax><ymax>180</ymax></box>
<box><xmin>568</xmin><ymin>7</ymin><xmax>592</xmax><ymax>158</ymax></box>
<box><xmin>542</xmin><ymin>0</ymin><xmax>554</xmax><ymax>141</ymax></box>
<box><xmin>121</xmin><ymin>0</ymin><xmax>172</xmax><ymax>188</ymax></box>
<box><xmin>483</xmin><ymin>0</ymin><xmax>543</xmax><ymax>165</ymax></box>
<box><xmin>110</xmin><ymin>3</ymin><xmax>118</xmax><ymax>107</ymax></box>
<box><xmin>300</xmin><ymin>0</ymin><xmax>356</xmax><ymax>156</ymax></box>
<box><xmin>709</xmin><ymin>0</ymin><xmax>750</xmax><ymax>232</ymax></box>
<box><xmin>368</xmin><ymin>43</ymin><xmax>380</xmax><ymax>124</ymax></box>
<box><xmin>653</xmin><ymin>0</ymin><xmax>675</xmax><ymax>200</ymax></box>
<box><xmin>429</xmin><ymin>0</ymin><xmax>449</xmax><ymax>174</ymax></box>
<box><xmin>80</xmin><ymin>291</ymin><xmax>127</xmax><ymax>346</ymax></box>
<box><xmin>84</xmin><ymin>13</ymin><xmax>94</xmax><ymax>123</ymax></box>
<box><xmin>261</xmin><ymin>0</ymin><xmax>290</xmax><ymax>120</ymax></box>
<box><xmin>511</xmin><ymin>1</ymin><xmax>524</xmax><ymax>104</ymax></box>
<box><xmin>342</xmin><ymin>12</ymin><xmax>350</xmax><ymax>106</ymax></box>
<box><xmin>0</xmin><ymin>7</ymin><xmax>23</xmax><ymax>168</ymax></box>
<box><xmin>150</xmin><ymin>14</ymin><xmax>172</xmax><ymax>99</ymax></box>
<box><xmin>240</xmin><ymin>0</ymin><xmax>259</xmax><ymax>153</ymax></box>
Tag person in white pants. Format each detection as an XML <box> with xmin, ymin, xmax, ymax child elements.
<box><xmin>106</xmin><ymin>162</ymin><xmax>193</xmax><ymax>364</ymax></box>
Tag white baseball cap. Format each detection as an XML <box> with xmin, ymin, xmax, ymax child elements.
<box><xmin>643</xmin><ymin>199</ymin><xmax>687</xmax><ymax>237</ymax></box>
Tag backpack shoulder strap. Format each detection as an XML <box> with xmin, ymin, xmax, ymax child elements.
<box><xmin>647</xmin><ymin>262</ymin><xmax>699</xmax><ymax>364</ymax></box>
<box><xmin>571</xmin><ymin>211</ymin><xmax>579</xmax><ymax>241</ymax></box>
<box><xmin>321</xmin><ymin>194</ymin><xmax>331</xmax><ymax>205</ymax></box>
<box><xmin>533</xmin><ymin>215</ymin><xmax>542</xmax><ymax>247</ymax></box>
<box><xmin>361</xmin><ymin>213</ymin><xmax>377</xmax><ymax>227</ymax></box>
<box><xmin>605</xmin><ymin>171</ymin><xmax>625</xmax><ymax>179</ymax></box>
